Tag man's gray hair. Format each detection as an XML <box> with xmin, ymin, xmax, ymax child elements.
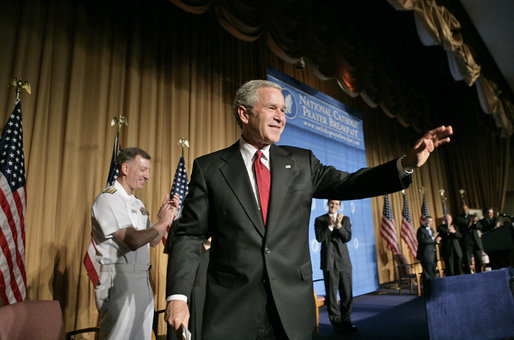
<box><xmin>233</xmin><ymin>80</ymin><xmax>282</xmax><ymax>127</ymax></box>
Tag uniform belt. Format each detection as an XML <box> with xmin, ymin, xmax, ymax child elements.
<box><xmin>100</xmin><ymin>263</ymin><xmax>151</xmax><ymax>272</ymax></box>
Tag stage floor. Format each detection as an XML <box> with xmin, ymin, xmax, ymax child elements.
<box><xmin>314</xmin><ymin>284</ymin><xmax>428</xmax><ymax>340</ymax></box>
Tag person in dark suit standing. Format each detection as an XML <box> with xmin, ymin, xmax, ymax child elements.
<box><xmin>164</xmin><ymin>80</ymin><xmax>453</xmax><ymax>339</ymax></box>
<box><xmin>315</xmin><ymin>200</ymin><xmax>356</xmax><ymax>333</ymax></box>
<box><xmin>455</xmin><ymin>204</ymin><xmax>474</xmax><ymax>274</ymax></box>
<box><xmin>417</xmin><ymin>216</ymin><xmax>441</xmax><ymax>279</ymax></box>
<box><xmin>437</xmin><ymin>214</ymin><xmax>463</xmax><ymax>276</ymax></box>
<box><xmin>462</xmin><ymin>214</ymin><xmax>484</xmax><ymax>273</ymax></box>
<box><xmin>480</xmin><ymin>208</ymin><xmax>500</xmax><ymax>233</ymax></box>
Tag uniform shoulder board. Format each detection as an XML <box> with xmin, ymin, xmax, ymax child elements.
<box><xmin>102</xmin><ymin>187</ymin><xmax>117</xmax><ymax>194</ymax></box>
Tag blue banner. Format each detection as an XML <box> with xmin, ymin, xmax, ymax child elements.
<box><xmin>269</xmin><ymin>70</ymin><xmax>364</xmax><ymax>150</ymax></box>
<box><xmin>268</xmin><ymin>67</ymin><xmax>379</xmax><ymax>297</ymax></box>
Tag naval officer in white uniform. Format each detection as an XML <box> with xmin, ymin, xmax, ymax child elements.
<box><xmin>91</xmin><ymin>147</ymin><xmax>179</xmax><ymax>340</ymax></box>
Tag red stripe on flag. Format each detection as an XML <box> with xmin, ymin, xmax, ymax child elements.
<box><xmin>83</xmin><ymin>254</ymin><xmax>99</xmax><ymax>287</ymax></box>
<box><xmin>83</xmin><ymin>239</ymin><xmax>100</xmax><ymax>286</ymax></box>
<box><xmin>401</xmin><ymin>219</ymin><xmax>417</xmax><ymax>258</ymax></box>
<box><xmin>381</xmin><ymin>218</ymin><xmax>399</xmax><ymax>253</ymax></box>
<box><xmin>0</xmin><ymin>188</ymin><xmax>25</xmax><ymax>303</ymax></box>
<box><xmin>12</xmin><ymin>189</ymin><xmax>26</xmax><ymax>283</ymax></box>
<box><xmin>0</xmin><ymin>265</ymin><xmax>9</xmax><ymax>305</ymax></box>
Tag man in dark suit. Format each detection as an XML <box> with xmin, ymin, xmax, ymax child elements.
<box><xmin>455</xmin><ymin>204</ymin><xmax>474</xmax><ymax>274</ymax></box>
<box><xmin>164</xmin><ymin>80</ymin><xmax>453</xmax><ymax>339</ymax></box>
<box><xmin>462</xmin><ymin>214</ymin><xmax>484</xmax><ymax>273</ymax></box>
<box><xmin>437</xmin><ymin>214</ymin><xmax>463</xmax><ymax>276</ymax></box>
<box><xmin>480</xmin><ymin>208</ymin><xmax>500</xmax><ymax>233</ymax></box>
<box><xmin>315</xmin><ymin>200</ymin><xmax>356</xmax><ymax>333</ymax></box>
<box><xmin>417</xmin><ymin>216</ymin><xmax>441</xmax><ymax>279</ymax></box>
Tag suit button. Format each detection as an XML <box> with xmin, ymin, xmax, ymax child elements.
<box><xmin>264</xmin><ymin>248</ymin><xmax>271</xmax><ymax>254</ymax></box>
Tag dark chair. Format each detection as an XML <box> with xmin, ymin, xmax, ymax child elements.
<box><xmin>393</xmin><ymin>254</ymin><xmax>421</xmax><ymax>296</ymax></box>
<box><xmin>312</xmin><ymin>278</ymin><xmax>326</xmax><ymax>334</ymax></box>
<box><xmin>154</xmin><ymin>308</ymin><xmax>166</xmax><ymax>337</ymax></box>
<box><xmin>0</xmin><ymin>300</ymin><xmax>99</xmax><ymax>340</ymax></box>
<box><xmin>0</xmin><ymin>300</ymin><xmax>65</xmax><ymax>340</ymax></box>
<box><xmin>313</xmin><ymin>289</ymin><xmax>326</xmax><ymax>334</ymax></box>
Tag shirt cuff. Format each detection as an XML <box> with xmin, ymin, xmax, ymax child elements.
<box><xmin>166</xmin><ymin>294</ymin><xmax>188</xmax><ymax>303</ymax></box>
<box><xmin>396</xmin><ymin>156</ymin><xmax>413</xmax><ymax>179</ymax></box>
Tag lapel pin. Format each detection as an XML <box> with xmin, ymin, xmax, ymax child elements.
<box><xmin>285</xmin><ymin>165</ymin><xmax>291</xmax><ymax>168</ymax></box>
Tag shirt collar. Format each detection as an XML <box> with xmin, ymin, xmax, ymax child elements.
<box><xmin>239</xmin><ymin>137</ymin><xmax>271</xmax><ymax>164</ymax></box>
<box><xmin>115</xmin><ymin>179</ymin><xmax>134</xmax><ymax>199</ymax></box>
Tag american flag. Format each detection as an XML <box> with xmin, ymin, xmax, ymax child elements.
<box><xmin>0</xmin><ymin>99</ymin><xmax>27</xmax><ymax>304</ymax></box>
<box><xmin>420</xmin><ymin>192</ymin><xmax>429</xmax><ymax>225</ymax></box>
<box><xmin>380</xmin><ymin>195</ymin><xmax>400</xmax><ymax>254</ymax></box>
<box><xmin>83</xmin><ymin>133</ymin><xmax>120</xmax><ymax>286</ymax></box>
<box><xmin>162</xmin><ymin>156</ymin><xmax>189</xmax><ymax>244</ymax></box>
<box><xmin>400</xmin><ymin>192</ymin><xmax>417</xmax><ymax>258</ymax></box>
<box><xmin>106</xmin><ymin>132</ymin><xmax>120</xmax><ymax>186</ymax></box>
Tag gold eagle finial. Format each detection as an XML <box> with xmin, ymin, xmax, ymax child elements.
<box><xmin>9</xmin><ymin>77</ymin><xmax>31</xmax><ymax>99</ymax></box>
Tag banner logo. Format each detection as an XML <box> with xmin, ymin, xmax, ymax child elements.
<box><xmin>282</xmin><ymin>87</ymin><xmax>298</xmax><ymax>120</ymax></box>
<box><xmin>269</xmin><ymin>71</ymin><xmax>364</xmax><ymax>150</ymax></box>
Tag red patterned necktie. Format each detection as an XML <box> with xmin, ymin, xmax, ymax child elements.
<box><xmin>254</xmin><ymin>150</ymin><xmax>270</xmax><ymax>225</ymax></box>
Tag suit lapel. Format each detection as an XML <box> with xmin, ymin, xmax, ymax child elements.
<box><xmin>267</xmin><ymin>145</ymin><xmax>295</xmax><ymax>230</ymax></box>
<box><xmin>219</xmin><ymin>142</ymin><xmax>265</xmax><ymax>237</ymax></box>
<box><xmin>321</xmin><ymin>213</ymin><xmax>330</xmax><ymax>226</ymax></box>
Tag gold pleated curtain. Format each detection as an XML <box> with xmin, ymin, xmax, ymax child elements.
<box><xmin>0</xmin><ymin>0</ymin><xmax>509</xmax><ymax>336</ymax></box>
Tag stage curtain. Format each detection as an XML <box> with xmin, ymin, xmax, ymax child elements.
<box><xmin>387</xmin><ymin>0</ymin><xmax>512</xmax><ymax>136</ymax></box>
<box><xmin>170</xmin><ymin>0</ymin><xmax>513</xmax><ymax>138</ymax></box>
<box><xmin>0</xmin><ymin>0</ymin><xmax>246</xmax><ymax>334</ymax></box>
<box><xmin>0</xmin><ymin>0</ymin><xmax>509</xmax><ymax>335</ymax></box>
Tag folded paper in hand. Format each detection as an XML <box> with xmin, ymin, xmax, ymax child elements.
<box><xmin>180</xmin><ymin>324</ymin><xmax>191</xmax><ymax>340</ymax></box>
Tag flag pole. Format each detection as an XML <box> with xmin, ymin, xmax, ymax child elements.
<box><xmin>171</xmin><ymin>137</ymin><xmax>189</xmax><ymax>199</ymax></box>
<box><xmin>162</xmin><ymin>139</ymin><xmax>190</xmax><ymax>246</ymax></box>
<box><xmin>0</xmin><ymin>78</ymin><xmax>30</xmax><ymax>304</ymax></box>
<box><xmin>84</xmin><ymin>115</ymin><xmax>127</xmax><ymax>286</ymax></box>
<box><xmin>105</xmin><ymin>115</ymin><xmax>127</xmax><ymax>187</ymax></box>
<box><xmin>419</xmin><ymin>186</ymin><xmax>425</xmax><ymax>196</ymax></box>
<box><xmin>439</xmin><ymin>189</ymin><xmax>447</xmax><ymax>216</ymax></box>
<box><xmin>178</xmin><ymin>137</ymin><xmax>189</xmax><ymax>159</ymax></box>
<box><xmin>9</xmin><ymin>77</ymin><xmax>31</xmax><ymax>100</ymax></box>
<box><xmin>111</xmin><ymin>115</ymin><xmax>127</xmax><ymax>134</ymax></box>
<box><xmin>401</xmin><ymin>189</ymin><xmax>414</xmax><ymax>264</ymax></box>
<box><xmin>419</xmin><ymin>186</ymin><xmax>427</xmax><ymax>223</ymax></box>
<box><xmin>458</xmin><ymin>188</ymin><xmax>466</xmax><ymax>208</ymax></box>
<box><xmin>111</xmin><ymin>114</ymin><xmax>127</xmax><ymax>152</ymax></box>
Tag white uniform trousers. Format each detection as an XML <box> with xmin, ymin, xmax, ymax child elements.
<box><xmin>95</xmin><ymin>264</ymin><xmax>154</xmax><ymax>340</ymax></box>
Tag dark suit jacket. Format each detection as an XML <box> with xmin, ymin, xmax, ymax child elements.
<box><xmin>460</xmin><ymin>221</ymin><xmax>483</xmax><ymax>251</ymax></box>
<box><xmin>480</xmin><ymin>217</ymin><xmax>499</xmax><ymax>233</ymax></box>
<box><xmin>166</xmin><ymin>142</ymin><xmax>410</xmax><ymax>339</ymax></box>
<box><xmin>455</xmin><ymin>214</ymin><xmax>484</xmax><ymax>251</ymax></box>
<box><xmin>437</xmin><ymin>223</ymin><xmax>463</xmax><ymax>258</ymax></box>
<box><xmin>416</xmin><ymin>226</ymin><xmax>438</xmax><ymax>262</ymax></box>
<box><xmin>315</xmin><ymin>214</ymin><xmax>352</xmax><ymax>273</ymax></box>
